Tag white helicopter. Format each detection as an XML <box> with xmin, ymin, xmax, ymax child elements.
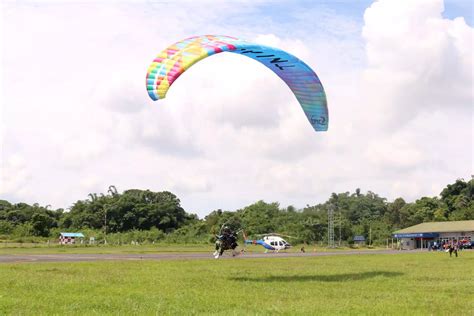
<box><xmin>244</xmin><ymin>233</ymin><xmax>293</xmax><ymax>253</ymax></box>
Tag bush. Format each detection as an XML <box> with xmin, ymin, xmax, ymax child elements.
<box><xmin>0</xmin><ymin>221</ymin><xmax>14</xmax><ymax>234</ymax></box>
<box><xmin>11</xmin><ymin>223</ymin><xmax>34</xmax><ymax>237</ymax></box>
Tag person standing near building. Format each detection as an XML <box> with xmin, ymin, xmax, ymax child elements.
<box><xmin>448</xmin><ymin>242</ymin><xmax>458</xmax><ymax>257</ymax></box>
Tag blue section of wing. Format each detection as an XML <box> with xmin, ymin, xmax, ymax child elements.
<box><xmin>232</xmin><ymin>43</ymin><xmax>328</xmax><ymax>132</ymax></box>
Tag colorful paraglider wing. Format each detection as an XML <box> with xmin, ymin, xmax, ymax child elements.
<box><xmin>146</xmin><ymin>35</ymin><xmax>328</xmax><ymax>132</ymax></box>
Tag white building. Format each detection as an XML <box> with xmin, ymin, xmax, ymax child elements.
<box><xmin>392</xmin><ymin>220</ymin><xmax>474</xmax><ymax>250</ymax></box>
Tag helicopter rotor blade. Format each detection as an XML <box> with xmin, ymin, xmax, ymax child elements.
<box><xmin>254</xmin><ymin>233</ymin><xmax>297</xmax><ymax>239</ymax></box>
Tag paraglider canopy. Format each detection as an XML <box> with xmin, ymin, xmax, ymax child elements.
<box><xmin>146</xmin><ymin>35</ymin><xmax>328</xmax><ymax>132</ymax></box>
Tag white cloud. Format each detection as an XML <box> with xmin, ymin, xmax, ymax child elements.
<box><xmin>357</xmin><ymin>0</ymin><xmax>473</xmax><ymax>200</ymax></box>
<box><xmin>362</xmin><ymin>0</ymin><xmax>473</xmax><ymax>127</ymax></box>
<box><xmin>171</xmin><ymin>178</ymin><xmax>213</xmax><ymax>195</ymax></box>
<box><xmin>1</xmin><ymin>0</ymin><xmax>472</xmax><ymax>216</ymax></box>
<box><xmin>365</xmin><ymin>139</ymin><xmax>424</xmax><ymax>171</ymax></box>
<box><xmin>0</xmin><ymin>154</ymin><xmax>32</xmax><ymax>199</ymax></box>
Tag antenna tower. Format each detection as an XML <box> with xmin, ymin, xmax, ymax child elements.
<box><xmin>328</xmin><ymin>204</ymin><xmax>335</xmax><ymax>248</ymax></box>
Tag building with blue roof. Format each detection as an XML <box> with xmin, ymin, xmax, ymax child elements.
<box><xmin>352</xmin><ymin>235</ymin><xmax>366</xmax><ymax>247</ymax></box>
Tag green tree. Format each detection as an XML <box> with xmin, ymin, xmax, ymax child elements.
<box><xmin>31</xmin><ymin>213</ymin><xmax>55</xmax><ymax>237</ymax></box>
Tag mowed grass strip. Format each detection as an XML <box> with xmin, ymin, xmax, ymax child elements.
<box><xmin>0</xmin><ymin>252</ymin><xmax>473</xmax><ymax>315</ymax></box>
<box><xmin>0</xmin><ymin>243</ymin><xmax>386</xmax><ymax>255</ymax></box>
<box><xmin>0</xmin><ymin>243</ymin><xmax>214</xmax><ymax>255</ymax></box>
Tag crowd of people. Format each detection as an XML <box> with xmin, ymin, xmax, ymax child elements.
<box><xmin>430</xmin><ymin>240</ymin><xmax>471</xmax><ymax>257</ymax></box>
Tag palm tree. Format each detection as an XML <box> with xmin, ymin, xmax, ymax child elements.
<box><xmin>108</xmin><ymin>185</ymin><xmax>118</xmax><ymax>196</ymax></box>
<box><xmin>88</xmin><ymin>193</ymin><xmax>98</xmax><ymax>202</ymax></box>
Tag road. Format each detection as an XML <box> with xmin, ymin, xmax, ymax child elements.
<box><xmin>0</xmin><ymin>249</ymin><xmax>416</xmax><ymax>263</ymax></box>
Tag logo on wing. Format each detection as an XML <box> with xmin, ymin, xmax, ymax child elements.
<box><xmin>311</xmin><ymin>116</ymin><xmax>327</xmax><ymax>126</ymax></box>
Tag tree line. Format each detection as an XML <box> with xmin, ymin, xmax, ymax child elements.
<box><xmin>0</xmin><ymin>178</ymin><xmax>472</xmax><ymax>244</ymax></box>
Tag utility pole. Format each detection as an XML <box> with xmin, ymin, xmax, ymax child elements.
<box><xmin>104</xmin><ymin>207</ymin><xmax>107</xmax><ymax>245</ymax></box>
<box><xmin>369</xmin><ymin>226</ymin><xmax>372</xmax><ymax>247</ymax></box>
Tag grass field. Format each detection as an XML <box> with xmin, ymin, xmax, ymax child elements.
<box><xmin>1</xmin><ymin>251</ymin><xmax>473</xmax><ymax>315</ymax></box>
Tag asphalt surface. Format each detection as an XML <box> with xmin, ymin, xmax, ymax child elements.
<box><xmin>0</xmin><ymin>249</ymin><xmax>414</xmax><ymax>263</ymax></box>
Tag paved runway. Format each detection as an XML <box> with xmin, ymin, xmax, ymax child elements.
<box><xmin>0</xmin><ymin>249</ymin><xmax>412</xmax><ymax>263</ymax></box>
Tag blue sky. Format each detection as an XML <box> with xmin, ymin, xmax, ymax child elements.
<box><xmin>444</xmin><ymin>0</ymin><xmax>473</xmax><ymax>25</ymax></box>
<box><xmin>243</xmin><ymin>0</ymin><xmax>472</xmax><ymax>26</ymax></box>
